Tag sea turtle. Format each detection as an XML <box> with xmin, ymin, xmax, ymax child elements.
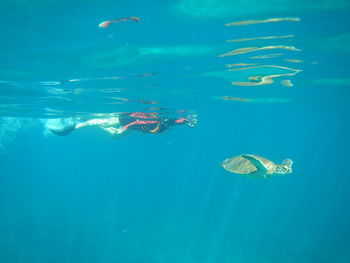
<box><xmin>221</xmin><ymin>154</ymin><xmax>292</xmax><ymax>178</ymax></box>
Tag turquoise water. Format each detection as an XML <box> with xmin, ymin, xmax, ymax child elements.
<box><xmin>1</xmin><ymin>1</ymin><xmax>350</xmax><ymax>262</ymax></box>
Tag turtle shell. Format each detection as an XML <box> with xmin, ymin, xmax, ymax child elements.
<box><xmin>221</xmin><ymin>154</ymin><xmax>276</xmax><ymax>176</ymax></box>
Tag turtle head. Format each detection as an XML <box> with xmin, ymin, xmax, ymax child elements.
<box><xmin>274</xmin><ymin>159</ymin><xmax>293</xmax><ymax>174</ymax></box>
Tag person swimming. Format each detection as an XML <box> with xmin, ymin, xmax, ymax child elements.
<box><xmin>45</xmin><ymin>113</ymin><xmax>197</xmax><ymax>138</ymax></box>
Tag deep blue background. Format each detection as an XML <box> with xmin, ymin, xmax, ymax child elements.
<box><xmin>1</xmin><ymin>1</ymin><xmax>350</xmax><ymax>263</ymax></box>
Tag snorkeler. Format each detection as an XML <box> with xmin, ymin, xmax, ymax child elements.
<box><xmin>45</xmin><ymin>112</ymin><xmax>197</xmax><ymax>138</ymax></box>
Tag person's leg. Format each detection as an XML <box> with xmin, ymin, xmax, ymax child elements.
<box><xmin>99</xmin><ymin>127</ymin><xmax>132</xmax><ymax>138</ymax></box>
<box><xmin>45</xmin><ymin>118</ymin><xmax>77</xmax><ymax>136</ymax></box>
<box><xmin>75</xmin><ymin>117</ymin><xmax>120</xmax><ymax>129</ymax></box>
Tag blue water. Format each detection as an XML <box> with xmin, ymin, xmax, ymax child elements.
<box><xmin>1</xmin><ymin>1</ymin><xmax>350</xmax><ymax>262</ymax></box>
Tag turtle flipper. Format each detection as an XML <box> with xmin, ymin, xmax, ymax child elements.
<box><xmin>241</xmin><ymin>154</ymin><xmax>267</xmax><ymax>175</ymax></box>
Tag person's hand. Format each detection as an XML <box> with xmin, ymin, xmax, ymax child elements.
<box><xmin>187</xmin><ymin>118</ymin><xmax>197</xmax><ymax>128</ymax></box>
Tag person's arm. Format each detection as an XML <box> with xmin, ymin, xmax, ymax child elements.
<box><xmin>173</xmin><ymin>117</ymin><xmax>197</xmax><ymax>127</ymax></box>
